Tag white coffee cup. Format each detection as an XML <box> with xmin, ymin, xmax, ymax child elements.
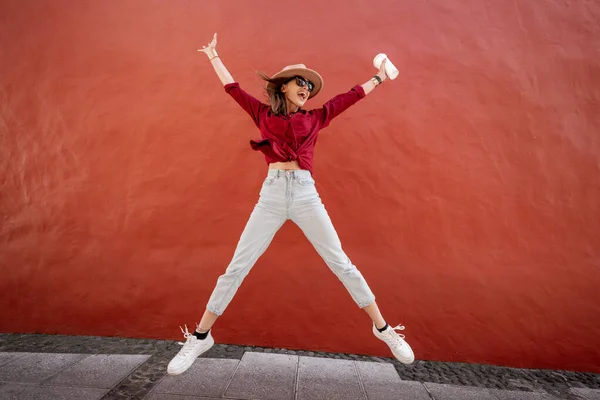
<box><xmin>373</xmin><ymin>53</ymin><xmax>399</xmax><ymax>80</ymax></box>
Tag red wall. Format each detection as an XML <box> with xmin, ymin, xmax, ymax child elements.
<box><xmin>1</xmin><ymin>0</ymin><xmax>599</xmax><ymax>373</ymax></box>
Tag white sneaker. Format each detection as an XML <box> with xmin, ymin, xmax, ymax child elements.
<box><xmin>372</xmin><ymin>323</ymin><xmax>415</xmax><ymax>364</ymax></box>
<box><xmin>167</xmin><ymin>324</ymin><xmax>214</xmax><ymax>375</ymax></box>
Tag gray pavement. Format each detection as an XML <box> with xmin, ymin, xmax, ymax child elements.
<box><xmin>0</xmin><ymin>334</ymin><xmax>599</xmax><ymax>400</ymax></box>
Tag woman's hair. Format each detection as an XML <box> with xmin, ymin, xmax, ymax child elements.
<box><xmin>257</xmin><ymin>72</ymin><xmax>293</xmax><ymax>116</ymax></box>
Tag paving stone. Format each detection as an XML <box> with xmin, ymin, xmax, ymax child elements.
<box><xmin>144</xmin><ymin>395</ymin><xmax>237</xmax><ymax>400</ymax></box>
<box><xmin>490</xmin><ymin>389</ymin><xmax>559</xmax><ymax>399</ymax></box>
<box><xmin>0</xmin><ymin>383</ymin><xmax>107</xmax><ymax>399</ymax></box>
<box><xmin>151</xmin><ymin>358</ymin><xmax>239</xmax><ymax>397</ymax></box>
<box><xmin>224</xmin><ymin>352</ymin><xmax>298</xmax><ymax>400</ymax></box>
<box><xmin>296</xmin><ymin>356</ymin><xmax>364</xmax><ymax>400</ymax></box>
<box><xmin>0</xmin><ymin>352</ymin><xmax>29</xmax><ymax>367</ymax></box>
<box><xmin>571</xmin><ymin>388</ymin><xmax>600</xmax><ymax>400</ymax></box>
<box><xmin>506</xmin><ymin>378</ymin><xmax>546</xmax><ymax>392</ymax></box>
<box><xmin>356</xmin><ymin>361</ymin><xmax>430</xmax><ymax>400</ymax></box>
<box><xmin>0</xmin><ymin>382</ymin><xmax>27</xmax><ymax>399</ymax></box>
<box><xmin>46</xmin><ymin>354</ymin><xmax>149</xmax><ymax>388</ymax></box>
<box><xmin>0</xmin><ymin>353</ymin><xmax>88</xmax><ymax>383</ymax></box>
<box><xmin>424</xmin><ymin>382</ymin><xmax>498</xmax><ymax>400</ymax></box>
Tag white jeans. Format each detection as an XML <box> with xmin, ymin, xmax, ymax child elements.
<box><xmin>206</xmin><ymin>169</ymin><xmax>376</xmax><ymax>315</ymax></box>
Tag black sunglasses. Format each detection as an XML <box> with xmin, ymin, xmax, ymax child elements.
<box><xmin>292</xmin><ymin>76</ymin><xmax>314</xmax><ymax>92</ymax></box>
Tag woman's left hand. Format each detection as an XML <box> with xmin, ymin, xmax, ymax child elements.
<box><xmin>377</xmin><ymin>58</ymin><xmax>388</xmax><ymax>82</ymax></box>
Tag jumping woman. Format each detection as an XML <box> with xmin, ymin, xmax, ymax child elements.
<box><xmin>167</xmin><ymin>33</ymin><xmax>415</xmax><ymax>375</ymax></box>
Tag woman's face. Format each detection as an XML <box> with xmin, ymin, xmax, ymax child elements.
<box><xmin>281</xmin><ymin>76</ymin><xmax>314</xmax><ymax>110</ymax></box>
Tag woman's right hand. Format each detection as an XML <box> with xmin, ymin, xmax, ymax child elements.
<box><xmin>198</xmin><ymin>33</ymin><xmax>218</xmax><ymax>57</ymax></box>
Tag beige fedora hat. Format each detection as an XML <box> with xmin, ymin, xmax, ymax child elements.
<box><xmin>266</xmin><ymin>64</ymin><xmax>323</xmax><ymax>99</ymax></box>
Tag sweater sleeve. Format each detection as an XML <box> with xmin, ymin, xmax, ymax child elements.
<box><xmin>312</xmin><ymin>85</ymin><xmax>366</xmax><ymax>129</ymax></box>
<box><xmin>224</xmin><ymin>82</ymin><xmax>269</xmax><ymax>127</ymax></box>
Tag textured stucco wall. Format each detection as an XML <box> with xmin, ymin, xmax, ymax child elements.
<box><xmin>1</xmin><ymin>0</ymin><xmax>599</xmax><ymax>372</ymax></box>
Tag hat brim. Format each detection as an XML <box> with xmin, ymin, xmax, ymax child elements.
<box><xmin>266</xmin><ymin>67</ymin><xmax>323</xmax><ymax>99</ymax></box>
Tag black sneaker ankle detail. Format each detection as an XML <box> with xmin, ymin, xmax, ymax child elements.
<box><xmin>193</xmin><ymin>330</ymin><xmax>209</xmax><ymax>340</ymax></box>
<box><xmin>377</xmin><ymin>323</ymin><xmax>389</xmax><ymax>333</ymax></box>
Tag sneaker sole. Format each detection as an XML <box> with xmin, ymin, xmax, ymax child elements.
<box><xmin>393</xmin><ymin>351</ymin><xmax>415</xmax><ymax>365</ymax></box>
<box><xmin>167</xmin><ymin>339</ymin><xmax>214</xmax><ymax>375</ymax></box>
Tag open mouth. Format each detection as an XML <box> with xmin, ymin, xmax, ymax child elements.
<box><xmin>298</xmin><ymin>92</ymin><xmax>308</xmax><ymax>101</ymax></box>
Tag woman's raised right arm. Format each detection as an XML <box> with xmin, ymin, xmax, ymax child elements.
<box><xmin>198</xmin><ymin>33</ymin><xmax>267</xmax><ymax>126</ymax></box>
<box><xmin>198</xmin><ymin>33</ymin><xmax>234</xmax><ymax>85</ymax></box>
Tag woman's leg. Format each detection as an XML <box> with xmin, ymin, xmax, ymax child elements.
<box><xmin>168</xmin><ymin>174</ymin><xmax>288</xmax><ymax>375</ymax></box>
<box><xmin>293</xmin><ymin>200</ymin><xmax>386</xmax><ymax>326</ymax></box>
<box><xmin>290</xmin><ymin>173</ymin><xmax>414</xmax><ymax>364</ymax></box>
<box><xmin>204</xmin><ymin>184</ymin><xmax>287</xmax><ymax>318</ymax></box>
<box><xmin>290</xmin><ymin>176</ymin><xmax>376</xmax><ymax>310</ymax></box>
<box><xmin>362</xmin><ymin>301</ymin><xmax>387</xmax><ymax>329</ymax></box>
<box><xmin>196</xmin><ymin>309</ymin><xmax>219</xmax><ymax>333</ymax></box>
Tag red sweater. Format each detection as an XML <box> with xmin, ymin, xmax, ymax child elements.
<box><xmin>224</xmin><ymin>82</ymin><xmax>366</xmax><ymax>174</ymax></box>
